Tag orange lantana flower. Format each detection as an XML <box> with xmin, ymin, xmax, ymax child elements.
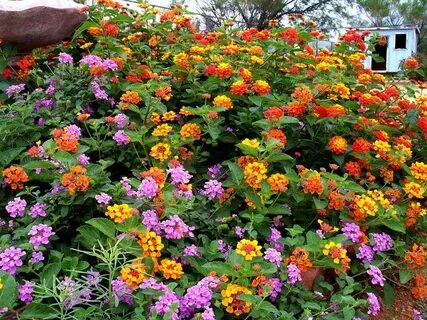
<box><xmin>60</xmin><ymin>165</ymin><xmax>90</xmax><ymax>195</ymax></box>
<box><xmin>2</xmin><ymin>166</ymin><xmax>28</xmax><ymax>190</ymax></box>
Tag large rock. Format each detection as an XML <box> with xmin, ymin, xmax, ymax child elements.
<box><xmin>0</xmin><ymin>0</ymin><xmax>86</xmax><ymax>50</ymax></box>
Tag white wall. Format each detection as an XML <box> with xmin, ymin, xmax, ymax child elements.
<box><xmin>364</xmin><ymin>29</ymin><xmax>417</xmax><ymax>73</ymax></box>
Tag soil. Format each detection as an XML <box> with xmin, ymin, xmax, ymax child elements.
<box><xmin>371</xmin><ymin>265</ymin><xmax>427</xmax><ymax>320</ymax></box>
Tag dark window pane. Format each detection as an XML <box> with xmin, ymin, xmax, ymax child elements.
<box><xmin>395</xmin><ymin>34</ymin><xmax>406</xmax><ymax>49</ymax></box>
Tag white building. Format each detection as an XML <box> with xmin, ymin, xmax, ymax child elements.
<box><xmin>361</xmin><ymin>26</ymin><xmax>418</xmax><ymax>73</ymax></box>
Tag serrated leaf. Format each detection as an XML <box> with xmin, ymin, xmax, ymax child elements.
<box><xmin>22</xmin><ymin>160</ymin><xmax>55</xmax><ymax>170</ymax></box>
<box><xmin>332</xmin><ymin>154</ymin><xmax>345</xmax><ymax>166</ymax></box>
<box><xmin>267</xmin><ymin>204</ymin><xmax>291</xmax><ymax>215</ymax></box>
<box><xmin>384</xmin><ymin>282</ymin><xmax>395</xmax><ymax>309</ymax></box>
<box><xmin>77</xmin><ymin>225</ymin><xmax>100</xmax><ymax>248</ymax></box>
<box><xmin>342</xmin><ymin>306</ymin><xmax>355</xmax><ymax>320</ymax></box>
<box><xmin>40</xmin><ymin>263</ymin><xmax>61</xmax><ymax>288</ymax></box>
<box><xmin>405</xmin><ymin>109</ymin><xmax>419</xmax><ymax>125</ymax></box>
<box><xmin>0</xmin><ymin>147</ymin><xmax>25</xmax><ymax>167</ymax></box>
<box><xmin>383</xmin><ymin>219</ymin><xmax>405</xmax><ymax>233</ymax></box>
<box><xmin>266</xmin><ymin>152</ymin><xmax>293</xmax><ymax>162</ymax></box>
<box><xmin>248</xmin><ymin>96</ymin><xmax>263</xmax><ymax>107</ymax></box>
<box><xmin>399</xmin><ymin>269</ymin><xmax>414</xmax><ymax>284</ymax></box>
<box><xmin>286</xmin><ymin>225</ymin><xmax>305</xmax><ymax>237</ymax></box>
<box><xmin>1</xmin><ymin>44</ymin><xmax>17</xmax><ymax>60</ymax></box>
<box><xmin>279</xmin><ymin>116</ymin><xmax>300</xmax><ymax>124</ymax></box>
<box><xmin>20</xmin><ymin>303</ymin><xmax>57</xmax><ymax>319</ymax></box>
<box><xmin>227</xmin><ymin>162</ymin><xmax>243</xmax><ymax>184</ymax></box>
<box><xmin>313</xmin><ymin>198</ymin><xmax>327</xmax><ymax>209</ymax></box>
<box><xmin>306</xmin><ymin>231</ymin><xmax>319</xmax><ymax>245</ymax></box>
<box><xmin>321</xmin><ymin>172</ymin><xmax>346</xmax><ymax>182</ymax></box>
<box><xmin>341</xmin><ymin>181</ymin><xmax>366</xmax><ymax>193</ymax></box>
<box><xmin>244</xmin><ymin>191</ymin><xmax>263</xmax><ymax>210</ymax></box>
<box><xmin>239</xmin><ymin>294</ymin><xmax>261</xmax><ymax>304</ymax></box>
<box><xmin>259</xmin><ymin>262</ymin><xmax>277</xmax><ymax>275</ymax></box>
<box><xmin>259</xmin><ymin>301</ymin><xmax>279</xmax><ymax>313</ymax></box>
<box><xmin>0</xmin><ymin>272</ymin><xmax>17</xmax><ymax>307</ymax></box>
<box><xmin>86</xmin><ymin>218</ymin><xmax>116</xmax><ymax>239</ymax></box>
<box><xmin>302</xmin><ymin>301</ymin><xmax>322</xmax><ymax>310</ymax></box>
<box><xmin>72</xmin><ymin>21</ymin><xmax>100</xmax><ymax>41</ymax></box>
<box><xmin>236</xmin><ymin>143</ymin><xmax>258</xmax><ymax>156</ymax></box>
<box><xmin>202</xmin><ymin>262</ymin><xmax>235</xmax><ymax>276</ymax></box>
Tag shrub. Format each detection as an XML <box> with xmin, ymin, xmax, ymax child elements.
<box><xmin>0</xmin><ymin>2</ymin><xmax>426</xmax><ymax>319</ymax></box>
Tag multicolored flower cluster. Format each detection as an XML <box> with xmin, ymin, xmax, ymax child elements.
<box><xmin>0</xmin><ymin>3</ymin><xmax>426</xmax><ymax>319</ymax></box>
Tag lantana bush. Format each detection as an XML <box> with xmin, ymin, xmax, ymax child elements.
<box><xmin>0</xmin><ymin>1</ymin><xmax>426</xmax><ymax>319</ymax></box>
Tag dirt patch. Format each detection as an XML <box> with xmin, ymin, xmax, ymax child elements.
<box><xmin>390</xmin><ymin>79</ymin><xmax>425</xmax><ymax>97</ymax></box>
<box><xmin>371</xmin><ymin>266</ymin><xmax>427</xmax><ymax>320</ymax></box>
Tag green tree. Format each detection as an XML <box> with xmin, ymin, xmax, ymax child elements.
<box><xmin>357</xmin><ymin>0</ymin><xmax>403</xmax><ymax>26</ymax></box>
<box><xmin>195</xmin><ymin>0</ymin><xmax>353</xmax><ymax>30</ymax></box>
<box><xmin>357</xmin><ymin>0</ymin><xmax>427</xmax><ymax>51</ymax></box>
<box><xmin>399</xmin><ymin>0</ymin><xmax>427</xmax><ymax>51</ymax></box>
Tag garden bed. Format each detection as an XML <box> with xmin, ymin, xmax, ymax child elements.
<box><xmin>0</xmin><ymin>1</ymin><xmax>426</xmax><ymax>319</ymax></box>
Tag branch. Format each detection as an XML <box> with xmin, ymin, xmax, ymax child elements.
<box><xmin>298</xmin><ymin>0</ymin><xmax>335</xmax><ymax>14</ymax></box>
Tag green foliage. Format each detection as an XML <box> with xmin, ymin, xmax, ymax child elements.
<box><xmin>0</xmin><ymin>2</ymin><xmax>425</xmax><ymax>320</ymax></box>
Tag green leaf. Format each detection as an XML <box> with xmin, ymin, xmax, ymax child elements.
<box><xmin>241</xmin><ymin>212</ymin><xmax>264</xmax><ymax>224</ymax></box>
<box><xmin>40</xmin><ymin>263</ymin><xmax>61</xmax><ymax>288</ymax></box>
<box><xmin>227</xmin><ymin>162</ymin><xmax>243</xmax><ymax>184</ymax></box>
<box><xmin>332</xmin><ymin>154</ymin><xmax>345</xmax><ymax>166</ymax></box>
<box><xmin>341</xmin><ymin>181</ymin><xmax>366</xmax><ymax>193</ymax></box>
<box><xmin>0</xmin><ymin>147</ymin><xmax>26</xmax><ymax>167</ymax></box>
<box><xmin>236</xmin><ymin>143</ymin><xmax>258</xmax><ymax>156</ymax></box>
<box><xmin>22</xmin><ymin>160</ymin><xmax>56</xmax><ymax>170</ymax></box>
<box><xmin>110</xmin><ymin>14</ymin><xmax>135</xmax><ymax>24</ymax></box>
<box><xmin>313</xmin><ymin>198</ymin><xmax>327</xmax><ymax>209</ymax></box>
<box><xmin>77</xmin><ymin>225</ymin><xmax>100</xmax><ymax>248</ymax></box>
<box><xmin>332</xmin><ymin>294</ymin><xmax>355</xmax><ymax>305</ymax></box>
<box><xmin>405</xmin><ymin>109</ymin><xmax>419</xmax><ymax>125</ymax></box>
<box><xmin>306</xmin><ymin>231</ymin><xmax>319</xmax><ymax>246</ymax></box>
<box><xmin>342</xmin><ymin>306</ymin><xmax>355</xmax><ymax>320</ymax></box>
<box><xmin>21</xmin><ymin>303</ymin><xmax>57</xmax><ymax>319</ymax></box>
<box><xmin>238</xmin><ymin>294</ymin><xmax>261</xmax><ymax>304</ymax></box>
<box><xmin>0</xmin><ymin>272</ymin><xmax>17</xmax><ymax>307</ymax></box>
<box><xmin>248</xmin><ymin>96</ymin><xmax>263</xmax><ymax>107</ymax></box>
<box><xmin>399</xmin><ymin>269</ymin><xmax>414</xmax><ymax>284</ymax></box>
<box><xmin>252</xmin><ymin>119</ymin><xmax>271</xmax><ymax>130</ymax></box>
<box><xmin>383</xmin><ymin>219</ymin><xmax>405</xmax><ymax>233</ymax></box>
<box><xmin>266</xmin><ymin>152</ymin><xmax>293</xmax><ymax>162</ymax></box>
<box><xmin>244</xmin><ymin>191</ymin><xmax>263</xmax><ymax>211</ymax></box>
<box><xmin>1</xmin><ymin>44</ymin><xmax>17</xmax><ymax>61</ymax></box>
<box><xmin>321</xmin><ymin>172</ymin><xmax>346</xmax><ymax>182</ymax></box>
<box><xmin>372</xmin><ymin>53</ymin><xmax>385</xmax><ymax>63</ymax></box>
<box><xmin>202</xmin><ymin>262</ymin><xmax>235</xmax><ymax>276</ymax></box>
<box><xmin>302</xmin><ymin>301</ymin><xmax>322</xmax><ymax>310</ymax></box>
<box><xmin>86</xmin><ymin>218</ymin><xmax>116</xmax><ymax>239</ymax></box>
<box><xmin>259</xmin><ymin>262</ymin><xmax>277</xmax><ymax>275</ymax></box>
<box><xmin>54</xmin><ymin>151</ymin><xmax>76</xmax><ymax>168</ymax></box>
<box><xmin>72</xmin><ymin>21</ymin><xmax>100</xmax><ymax>41</ymax></box>
<box><xmin>259</xmin><ymin>301</ymin><xmax>279</xmax><ymax>314</ymax></box>
<box><xmin>115</xmin><ymin>216</ymin><xmax>139</xmax><ymax>233</ymax></box>
<box><xmin>384</xmin><ymin>282</ymin><xmax>395</xmax><ymax>309</ymax></box>
<box><xmin>286</xmin><ymin>225</ymin><xmax>304</xmax><ymax>237</ymax></box>
<box><xmin>267</xmin><ymin>204</ymin><xmax>291</xmax><ymax>215</ymax></box>
<box><xmin>279</xmin><ymin>116</ymin><xmax>300</xmax><ymax>124</ymax></box>
<box><xmin>62</xmin><ymin>256</ymin><xmax>79</xmax><ymax>271</ymax></box>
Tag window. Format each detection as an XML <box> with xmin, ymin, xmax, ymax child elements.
<box><xmin>395</xmin><ymin>34</ymin><xmax>407</xmax><ymax>49</ymax></box>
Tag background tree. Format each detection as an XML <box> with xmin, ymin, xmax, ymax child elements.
<box><xmin>357</xmin><ymin>0</ymin><xmax>404</xmax><ymax>26</ymax></box>
<box><xmin>195</xmin><ymin>0</ymin><xmax>353</xmax><ymax>30</ymax></box>
<box><xmin>357</xmin><ymin>0</ymin><xmax>427</xmax><ymax>52</ymax></box>
<box><xmin>399</xmin><ymin>0</ymin><xmax>427</xmax><ymax>51</ymax></box>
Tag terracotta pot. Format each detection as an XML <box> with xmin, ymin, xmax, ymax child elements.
<box><xmin>301</xmin><ymin>267</ymin><xmax>322</xmax><ymax>289</ymax></box>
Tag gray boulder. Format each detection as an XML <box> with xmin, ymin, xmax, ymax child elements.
<box><xmin>0</xmin><ymin>0</ymin><xmax>86</xmax><ymax>50</ymax></box>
